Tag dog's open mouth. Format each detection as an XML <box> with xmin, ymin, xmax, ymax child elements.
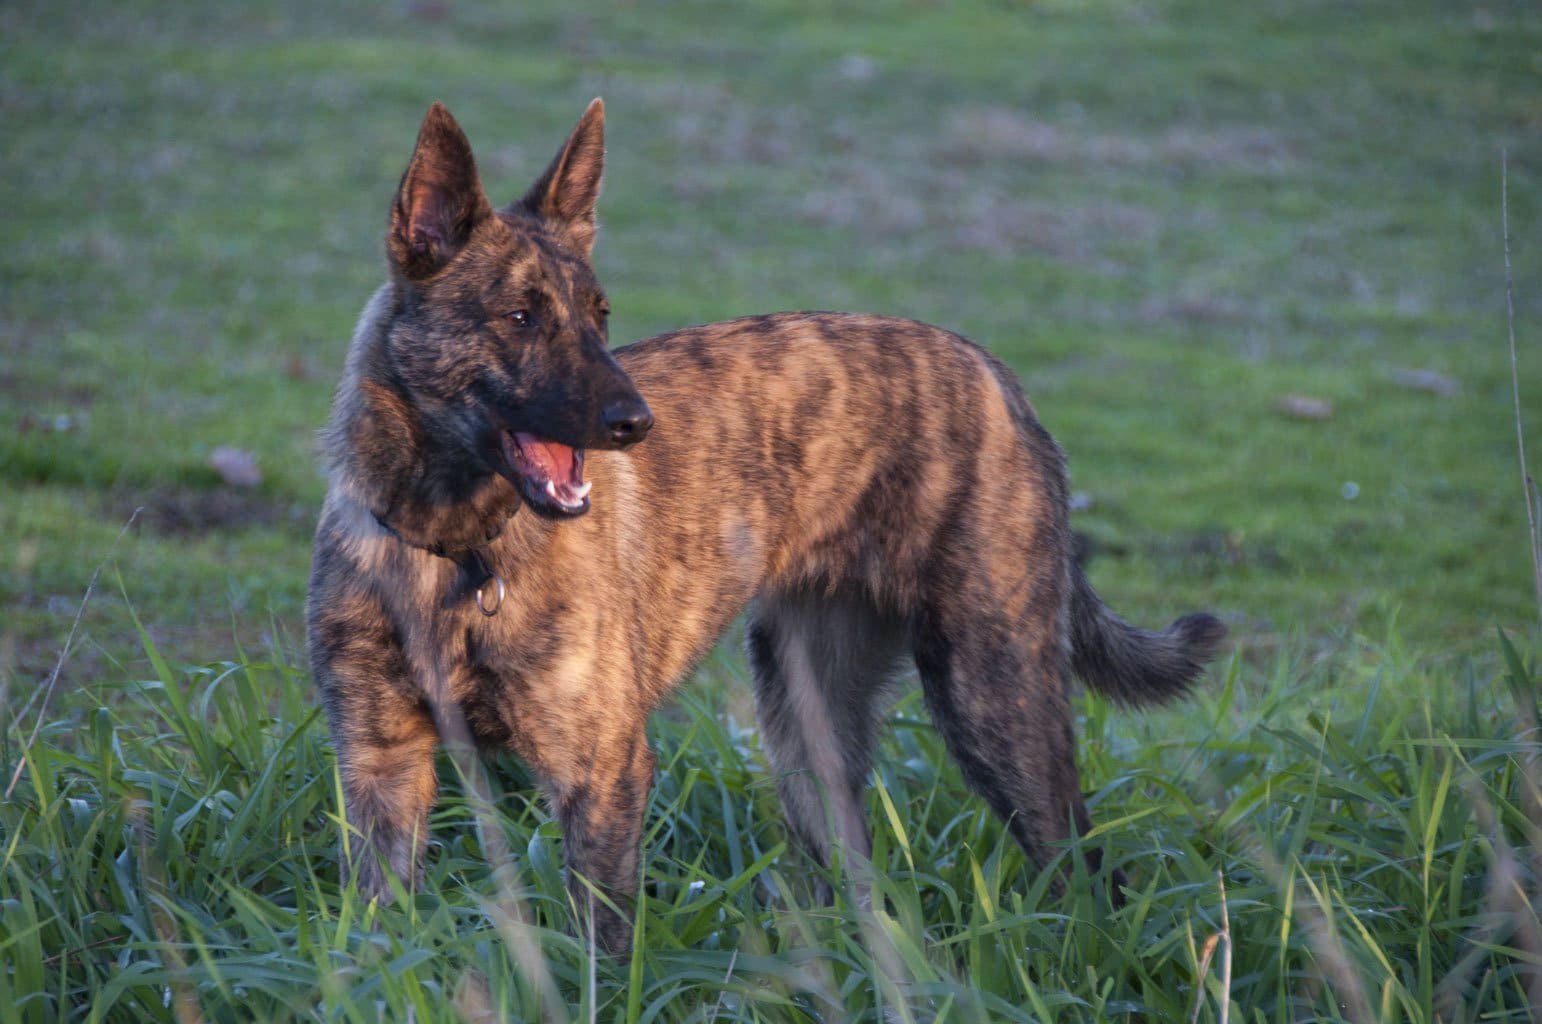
<box><xmin>500</xmin><ymin>431</ymin><xmax>592</xmax><ymax>516</ymax></box>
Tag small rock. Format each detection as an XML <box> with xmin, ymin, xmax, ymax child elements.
<box><xmin>1276</xmin><ymin>394</ymin><xmax>1333</xmax><ymax>420</ymax></box>
<box><xmin>210</xmin><ymin>446</ymin><xmax>262</xmax><ymax>488</ymax></box>
<box><xmin>836</xmin><ymin>54</ymin><xmax>878</xmax><ymax>82</ymax></box>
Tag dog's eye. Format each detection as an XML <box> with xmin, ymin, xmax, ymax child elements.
<box><xmin>506</xmin><ymin>310</ymin><xmax>530</xmax><ymax>328</ymax></box>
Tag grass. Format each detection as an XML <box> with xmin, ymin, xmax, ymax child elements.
<box><xmin>3</xmin><ymin>0</ymin><xmax>1542</xmax><ymax>1018</ymax></box>
<box><xmin>3</xmin><ymin>628</ymin><xmax>1542</xmax><ymax>1020</ymax></box>
<box><xmin>2</xmin><ymin>0</ymin><xmax>1539</xmax><ymax>666</ymax></box>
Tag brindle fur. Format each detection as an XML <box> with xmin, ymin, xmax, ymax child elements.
<box><xmin>308</xmin><ymin>100</ymin><xmax>1226</xmax><ymax>955</ymax></box>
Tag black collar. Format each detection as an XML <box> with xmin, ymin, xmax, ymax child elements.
<box><xmin>372</xmin><ymin>511</ymin><xmax>504</xmax><ymax>616</ymax></box>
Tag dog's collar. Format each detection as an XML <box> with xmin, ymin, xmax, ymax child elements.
<box><xmin>371</xmin><ymin>511</ymin><xmax>505</xmax><ymax>616</ymax></box>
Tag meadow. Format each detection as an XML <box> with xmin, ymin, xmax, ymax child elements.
<box><xmin>3</xmin><ymin>0</ymin><xmax>1541</xmax><ymax>1019</ymax></box>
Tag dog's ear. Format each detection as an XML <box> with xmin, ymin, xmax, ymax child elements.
<box><xmin>517</xmin><ymin>98</ymin><xmax>605</xmax><ymax>257</ymax></box>
<box><xmin>388</xmin><ymin>103</ymin><xmax>493</xmax><ymax>281</ymax></box>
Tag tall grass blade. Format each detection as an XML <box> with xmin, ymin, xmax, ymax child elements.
<box><xmin>1501</xmin><ymin>150</ymin><xmax>1542</xmax><ymax>625</ymax></box>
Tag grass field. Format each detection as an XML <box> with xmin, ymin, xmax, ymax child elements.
<box><xmin>3</xmin><ymin>0</ymin><xmax>1542</xmax><ymax>1019</ymax></box>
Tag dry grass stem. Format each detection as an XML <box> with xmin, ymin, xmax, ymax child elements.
<box><xmin>430</xmin><ymin>686</ymin><xmax>570</xmax><ymax>1024</ymax></box>
<box><xmin>5</xmin><ymin>507</ymin><xmax>141</xmax><ymax>801</ymax></box>
<box><xmin>1190</xmin><ymin>871</ymin><xmax>1233</xmax><ymax>1024</ymax></box>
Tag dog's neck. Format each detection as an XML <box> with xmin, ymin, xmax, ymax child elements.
<box><xmin>321</xmin><ymin>297</ymin><xmax>523</xmax><ymax>556</ymax></box>
<box><xmin>330</xmin><ymin>390</ymin><xmax>518</xmax><ymax>554</ymax></box>
<box><xmin>369</xmin><ymin>509</ymin><xmax>506</xmax><ymax>615</ymax></box>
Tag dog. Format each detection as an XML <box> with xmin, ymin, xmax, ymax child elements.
<box><xmin>307</xmin><ymin>99</ymin><xmax>1226</xmax><ymax>955</ymax></box>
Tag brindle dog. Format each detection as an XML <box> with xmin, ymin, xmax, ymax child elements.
<box><xmin>308</xmin><ymin>99</ymin><xmax>1226</xmax><ymax>954</ymax></box>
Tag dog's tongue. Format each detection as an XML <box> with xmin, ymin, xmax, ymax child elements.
<box><xmin>515</xmin><ymin>433</ymin><xmax>575</xmax><ymax>480</ymax></box>
<box><xmin>507</xmin><ymin>431</ymin><xmax>591</xmax><ymax>508</ymax></box>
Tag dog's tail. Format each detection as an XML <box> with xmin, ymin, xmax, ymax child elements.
<box><xmin>1069</xmin><ymin>562</ymin><xmax>1227</xmax><ymax>707</ymax></box>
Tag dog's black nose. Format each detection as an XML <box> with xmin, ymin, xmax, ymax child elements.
<box><xmin>603</xmin><ymin>400</ymin><xmax>653</xmax><ymax>446</ymax></box>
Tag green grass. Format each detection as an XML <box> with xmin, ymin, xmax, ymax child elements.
<box><xmin>4</xmin><ymin>630</ymin><xmax>1542</xmax><ymax>1020</ymax></box>
<box><xmin>4</xmin><ymin>0</ymin><xmax>1542</xmax><ymax>1018</ymax></box>
<box><xmin>2</xmin><ymin>0</ymin><xmax>1539</xmax><ymax>665</ymax></box>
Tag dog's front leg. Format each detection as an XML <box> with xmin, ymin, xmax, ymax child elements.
<box><xmin>338</xmin><ymin>729</ymin><xmax>439</xmax><ymax>901</ymax></box>
<box><xmin>322</xmin><ymin>684</ymin><xmax>441</xmax><ymax>903</ymax></box>
<box><xmin>550</xmin><ymin>729</ymin><xmax>656</xmax><ymax>956</ymax></box>
<box><xmin>311</xmin><ymin>568</ymin><xmax>444</xmax><ymax>903</ymax></box>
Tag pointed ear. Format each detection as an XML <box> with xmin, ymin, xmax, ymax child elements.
<box><xmin>517</xmin><ymin>98</ymin><xmax>605</xmax><ymax>256</ymax></box>
<box><xmin>388</xmin><ymin>103</ymin><xmax>494</xmax><ymax>281</ymax></box>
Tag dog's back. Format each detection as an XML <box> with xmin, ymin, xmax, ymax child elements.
<box><xmin>604</xmin><ymin>310</ymin><xmax>1222</xmax><ymax>878</ymax></box>
<box><xmin>602</xmin><ymin>310</ymin><xmax>1065</xmax><ymax>649</ymax></box>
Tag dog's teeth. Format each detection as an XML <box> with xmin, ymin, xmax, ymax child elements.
<box><xmin>575</xmin><ymin>481</ymin><xmax>593</xmax><ymax>501</ymax></box>
<box><xmin>545</xmin><ymin>480</ymin><xmax>558</xmax><ymax>499</ymax></box>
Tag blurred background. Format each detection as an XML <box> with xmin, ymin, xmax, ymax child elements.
<box><xmin>2</xmin><ymin>0</ymin><xmax>1539</xmax><ymax>687</ymax></box>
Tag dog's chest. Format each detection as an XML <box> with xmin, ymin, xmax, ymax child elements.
<box><xmin>389</xmin><ymin>559</ymin><xmax>602</xmax><ymax>751</ymax></box>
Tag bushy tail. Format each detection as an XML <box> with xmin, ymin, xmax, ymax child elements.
<box><xmin>1069</xmin><ymin>563</ymin><xmax>1227</xmax><ymax>707</ymax></box>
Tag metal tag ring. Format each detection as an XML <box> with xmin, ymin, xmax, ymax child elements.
<box><xmin>475</xmin><ymin>574</ymin><xmax>505</xmax><ymax>617</ymax></box>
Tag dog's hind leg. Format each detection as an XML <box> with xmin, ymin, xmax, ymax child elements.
<box><xmin>748</xmin><ymin>589</ymin><xmax>907</xmax><ymax>883</ymax></box>
<box><xmin>911</xmin><ymin>596</ymin><xmax>1106</xmax><ymax>893</ymax></box>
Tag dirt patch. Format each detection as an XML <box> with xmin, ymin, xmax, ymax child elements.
<box><xmin>944</xmin><ymin>106</ymin><xmax>1292</xmax><ymax>173</ymax></box>
<box><xmin>1160</xmin><ymin>529</ymin><xmax>1288</xmax><ymax>576</ymax></box>
<box><xmin>1135</xmin><ymin>295</ymin><xmax>1251</xmax><ymax>326</ymax></box>
<box><xmin>792</xmin><ymin>161</ymin><xmax>1163</xmax><ymax>266</ymax></box>
<box><xmin>113</xmin><ymin>485</ymin><xmax>314</xmax><ymax>538</ymax></box>
<box><xmin>792</xmin><ymin>163</ymin><xmax>928</xmax><ymax>237</ymax></box>
<box><xmin>665</xmin><ymin>84</ymin><xmax>810</xmax><ymax>167</ymax></box>
<box><xmin>947</xmin><ymin>197</ymin><xmax>1162</xmax><ymax>262</ymax></box>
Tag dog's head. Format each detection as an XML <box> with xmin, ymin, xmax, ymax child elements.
<box><xmin>380</xmin><ymin>99</ymin><xmax>652</xmax><ymax>523</ymax></box>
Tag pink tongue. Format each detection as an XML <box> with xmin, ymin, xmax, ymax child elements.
<box><xmin>514</xmin><ymin>432</ymin><xmax>577</xmax><ymax>483</ymax></box>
